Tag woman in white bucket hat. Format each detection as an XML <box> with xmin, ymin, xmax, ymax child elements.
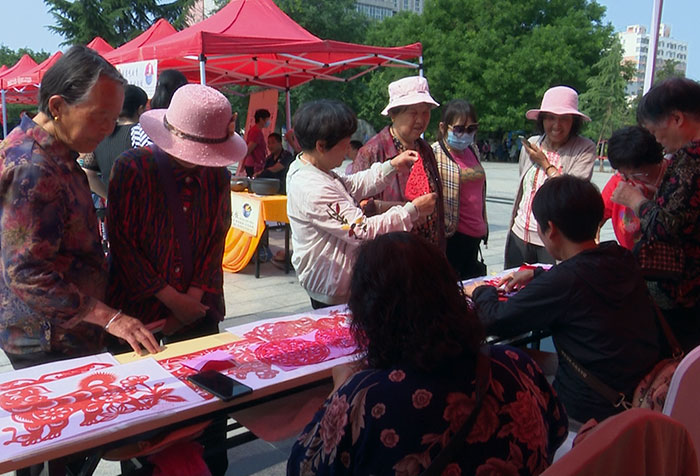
<box><xmin>504</xmin><ymin>85</ymin><xmax>596</xmax><ymax>268</ymax></box>
<box><xmin>350</xmin><ymin>76</ymin><xmax>446</xmax><ymax>250</ymax></box>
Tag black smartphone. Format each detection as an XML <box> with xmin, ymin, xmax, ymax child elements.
<box><xmin>187</xmin><ymin>370</ymin><xmax>253</xmax><ymax>401</ymax></box>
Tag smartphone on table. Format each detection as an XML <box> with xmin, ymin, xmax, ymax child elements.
<box><xmin>187</xmin><ymin>370</ymin><xmax>253</xmax><ymax>401</ymax></box>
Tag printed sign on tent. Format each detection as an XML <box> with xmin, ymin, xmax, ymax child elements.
<box><xmin>116</xmin><ymin>60</ymin><xmax>159</xmax><ymax>98</ymax></box>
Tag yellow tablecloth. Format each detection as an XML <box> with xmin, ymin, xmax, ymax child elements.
<box><xmin>223</xmin><ymin>192</ymin><xmax>288</xmax><ymax>273</ymax></box>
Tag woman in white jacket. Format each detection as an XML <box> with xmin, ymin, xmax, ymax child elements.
<box><xmin>287</xmin><ymin>100</ymin><xmax>437</xmax><ymax>308</ymax></box>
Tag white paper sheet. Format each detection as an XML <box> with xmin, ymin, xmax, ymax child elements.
<box><xmin>0</xmin><ymin>358</ymin><xmax>204</xmax><ymax>462</ymax></box>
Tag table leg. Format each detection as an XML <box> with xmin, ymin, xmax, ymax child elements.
<box><xmin>284</xmin><ymin>224</ymin><xmax>290</xmax><ymax>274</ymax></box>
<box><xmin>255</xmin><ymin>234</ymin><xmax>261</xmax><ymax>279</ymax></box>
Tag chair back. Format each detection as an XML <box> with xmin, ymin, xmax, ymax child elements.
<box><xmin>542</xmin><ymin>408</ymin><xmax>698</xmax><ymax>476</ymax></box>
<box><xmin>664</xmin><ymin>345</ymin><xmax>700</xmax><ymax>470</ymax></box>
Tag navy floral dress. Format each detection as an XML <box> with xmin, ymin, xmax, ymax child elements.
<box><xmin>288</xmin><ymin>346</ymin><xmax>568</xmax><ymax>476</ymax></box>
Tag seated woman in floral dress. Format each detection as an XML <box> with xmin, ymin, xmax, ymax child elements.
<box><xmin>288</xmin><ymin>232</ymin><xmax>568</xmax><ymax>476</ymax></box>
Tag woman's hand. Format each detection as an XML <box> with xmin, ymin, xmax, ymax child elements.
<box><xmin>106</xmin><ymin>313</ymin><xmax>162</xmax><ymax>355</ymax></box>
<box><xmin>156</xmin><ymin>285</ymin><xmax>208</xmax><ymax>325</ymax></box>
<box><xmin>498</xmin><ymin>268</ymin><xmax>535</xmax><ymax>292</ymax></box>
<box><xmin>462</xmin><ymin>281</ymin><xmax>485</xmax><ymax>298</ymax></box>
<box><xmin>390</xmin><ymin>150</ymin><xmax>419</xmax><ymax>173</ymax></box>
<box><xmin>522</xmin><ymin>141</ymin><xmax>550</xmax><ymax>170</ymax></box>
<box><xmin>611</xmin><ymin>181</ymin><xmax>648</xmax><ymax>214</ymax></box>
<box><xmin>171</xmin><ymin>292</ymin><xmax>209</xmax><ymax>325</ymax></box>
<box><xmin>411</xmin><ymin>192</ymin><xmax>437</xmax><ymax>221</ymax></box>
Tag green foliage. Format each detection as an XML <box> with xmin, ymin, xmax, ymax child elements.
<box><xmin>579</xmin><ymin>38</ymin><xmax>636</xmax><ymax>144</ymax></box>
<box><xmin>274</xmin><ymin>0</ymin><xmax>369</xmax><ymax>43</ymax></box>
<box><xmin>358</xmin><ymin>0</ymin><xmax>613</xmax><ymax>140</ymax></box>
<box><xmin>0</xmin><ymin>46</ymin><xmax>50</xmax><ymax>68</ymax></box>
<box><xmin>655</xmin><ymin>59</ymin><xmax>685</xmax><ymax>82</ymax></box>
<box><xmin>43</xmin><ymin>0</ymin><xmax>193</xmax><ymax>46</ymax></box>
<box><xmin>269</xmin><ymin>0</ymin><xmax>372</xmax><ymax>123</ymax></box>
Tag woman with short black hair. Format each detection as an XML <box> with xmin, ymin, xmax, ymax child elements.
<box><xmin>600</xmin><ymin>126</ymin><xmax>667</xmax><ymax>250</ymax></box>
<box><xmin>286</xmin><ymin>100</ymin><xmax>436</xmax><ymax>308</ymax></box>
<box><xmin>288</xmin><ymin>232</ymin><xmax>567</xmax><ymax>475</ymax></box>
<box><xmin>0</xmin><ymin>45</ymin><xmax>161</xmax><ymax>369</ymax></box>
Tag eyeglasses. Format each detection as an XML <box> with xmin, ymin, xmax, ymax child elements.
<box><xmin>449</xmin><ymin>123</ymin><xmax>479</xmax><ymax>134</ymax></box>
<box><xmin>621</xmin><ymin>171</ymin><xmax>650</xmax><ymax>182</ymax></box>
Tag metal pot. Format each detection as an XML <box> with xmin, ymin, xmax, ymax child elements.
<box><xmin>230</xmin><ymin>177</ymin><xmax>249</xmax><ymax>192</ymax></box>
<box><xmin>249</xmin><ymin>178</ymin><xmax>280</xmax><ymax>195</ymax></box>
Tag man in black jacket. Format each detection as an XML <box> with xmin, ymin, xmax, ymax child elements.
<box><xmin>465</xmin><ymin>175</ymin><xmax>660</xmax><ymax>423</ymax></box>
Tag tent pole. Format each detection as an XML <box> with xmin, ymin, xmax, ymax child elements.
<box><xmin>199</xmin><ymin>54</ymin><xmax>207</xmax><ymax>86</ymax></box>
<box><xmin>1</xmin><ymin>89</ymin><xmax>6</xmax><ymax>138</ymax></box>
<box><xmin>643</xmin><ymin>0</ymin><xmax>663</xmax><ymax>94</ymax></box>
<box><xmin>285</xmin><ymin>88</ymin><xmax>291</xmax><ymax>130</ymax></box>
<box><xmin>419</xmin><ymin>55</ymin><xmax>424</xmax><ymax>78</ymax></box>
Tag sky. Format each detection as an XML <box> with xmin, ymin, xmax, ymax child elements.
<box><xmin>0</xmin><ymin>0</ymin><xmax>697</xmax><ymax>80</ymax></box>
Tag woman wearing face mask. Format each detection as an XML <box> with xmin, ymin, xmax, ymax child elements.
<box><xmin>504</xmin><ymin>86</ymin><xmax>596</xmax><ymax>268</ymax></box>
<box><xmin>433</xmin><ymin>100</ymin><xmax>488</xmax><ymax>279</ymax></box>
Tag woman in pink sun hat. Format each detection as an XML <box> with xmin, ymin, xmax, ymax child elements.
<box><xmin>107</xmin><ymin>83</ymin><xmax>246</xmax><ymax>340</ymax></box>
<box><xmin>350</xmin><ymin>75</ymin><xmax>446</xmax><ymax>250</ymax></box>
<box><xmin>504</xmin><ymin>85</ymin><xmax>596</xmax><ymax>268</ymax></box>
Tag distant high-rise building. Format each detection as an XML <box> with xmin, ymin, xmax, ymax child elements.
<box><xmin>355</xmin><ymin>0</ymin><xmax>423</xmax><ymax>21</ymax></box>
<box><xmin>618</xmin><ymin>24</ymin><xmax>688</xmax><ymax>96</ymax></box>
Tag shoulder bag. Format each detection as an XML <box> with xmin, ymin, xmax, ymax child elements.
<box><xmin>557</xmin><ymin>301</ymin><xmax>683</xmax><ymax>411</ymax></box>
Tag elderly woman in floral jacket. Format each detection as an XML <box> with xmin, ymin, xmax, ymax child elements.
<box><xmin>288</xmin><ymin>232</ymin><xmax>567</xmax><ymax>476</ymax></box>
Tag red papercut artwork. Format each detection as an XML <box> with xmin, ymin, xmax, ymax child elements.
<box><xmin>404</xmin><ymin>154</ymin><xmax>430</xmax><ymax>200</ymax></box>
<box><xmin>159</xmin><ymin>338</ymin><xmax>279</xmax><ymax>399</ymax></box>
<box><xmin>0</xmin><ymin>370</ymin><xmax>187</xmax><ymax>448</ymax></box>
<box><xmin>158</xmin><ymin>309</ymin><xmax>357</xmax><ymax>396</ymax></box>
<box><xmin>315</xmin><ymin>327</ymin><xmax>355</xmax><ymax>349</ymax></box>
<box><xmin>0</xmin><ymin>363</ymin><xmax>115</xmax><ymax>392</ymax></box>
<box><xmin>255</xmin><ymin>338</ymin><xmax>331</xmax><ymax>368</ymax></box>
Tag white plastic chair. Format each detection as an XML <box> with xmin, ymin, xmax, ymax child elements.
<box><xmin>542</xmin><ymin>409</ymin><xmax>698</xmax><ymax>476</ymax></box>
<box><xmin>664</xmin><ymin>345</ymin><xmax>700</xmax><ymax>470</ymax></box>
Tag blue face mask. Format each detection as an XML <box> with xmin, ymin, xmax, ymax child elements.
<box><xmin>264</xmin><ymin>119</ymin><xmax>271</xmax><ymax>128</ymax></box>
<box><xmin>446</xmin><ymin>130</ymin><xmax>475</xmax><ymax>150</ymax></box>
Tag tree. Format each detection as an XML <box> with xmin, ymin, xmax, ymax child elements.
<box><xmin>0</xmin><ymin>45</ymin><xmax>50</xmax><ymax>68</ymax></box>
<box><xmin>360</xmin><ymin>0</ymin><xmax>613</xmax><ymax>141</ymax></box>
<box><xmin>579</xmin><ymin>37</ymin><xmax>636</xmax><ymax>167</ymax></box>
<box><xmin>270</xmin><ymin>0</ymin><xmax>372</xmax><ymax>123</ymax></box>
<box><xmin>44</xmin><ymin>0</ymin><xmax>193</xmax><ymax>46</ymax></box>
<box><xmin>655</xmin><ymin>58</ymin><xmax>685</xmax><ymax>82</ymax></box>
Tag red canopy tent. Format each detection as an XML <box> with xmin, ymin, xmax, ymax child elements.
<box><xmin>103</xmin><ymin>19</ymin><xmax>177</xmax><ymax>64</ymax></box>
<box><xmin>86</xmin><ymin>37</ymin><xmax>114</xmax><ymax>55</ymax></box>
<box><xmin>106</xmin><ymin>0</ymin><xmax>422</xmax><ymax>126</ymax></box>
<box><xmin>3</xmin><ymin>52</ymin><xmax>63</xmax><ymax>93</ymax></box>
<box><xmin>1</xmin><ymin>55</ymin><xmax>39</xmax><ymax>137</ymax></box>
<box><xmin>0</xmin><ymin>66</ymin><xmax>7</xmax><ymax>76</ymax></box>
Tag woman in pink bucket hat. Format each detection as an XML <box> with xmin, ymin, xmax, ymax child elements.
<box><xmin>504</xmin><ymin>85</ymin><xmax>596</xmax><ymax>268</ymax></box>
<box><xmin>350</xmin><ymin>75</ymin><xmax>446</xmax><ymax>250</ymax></box>
<box><xmin>106</xmin><ymin>83</ymin><xmax>246</xmax><ymax>474</ymax></box>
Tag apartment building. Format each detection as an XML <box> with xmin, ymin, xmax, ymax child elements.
<box><xmin>619</xmin><ymin>24</ymin><xmax>688</xmax><ymax>96</ymax></box>
<box><xmin>355</xmin><ymin>0</ymin><xmax>423</xmax><ymax>20</ymax></box>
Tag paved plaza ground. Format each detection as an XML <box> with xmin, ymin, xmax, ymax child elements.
<box><xmin>0</xmin><ymin>161</ymin><xmax>617</xmax><ymax>475</ymax></box>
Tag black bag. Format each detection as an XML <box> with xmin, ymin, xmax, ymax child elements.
<box><xmin>634</xmin><ymin>239</ymin><xmax>684</xmax><ymax>280</ymax></box>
